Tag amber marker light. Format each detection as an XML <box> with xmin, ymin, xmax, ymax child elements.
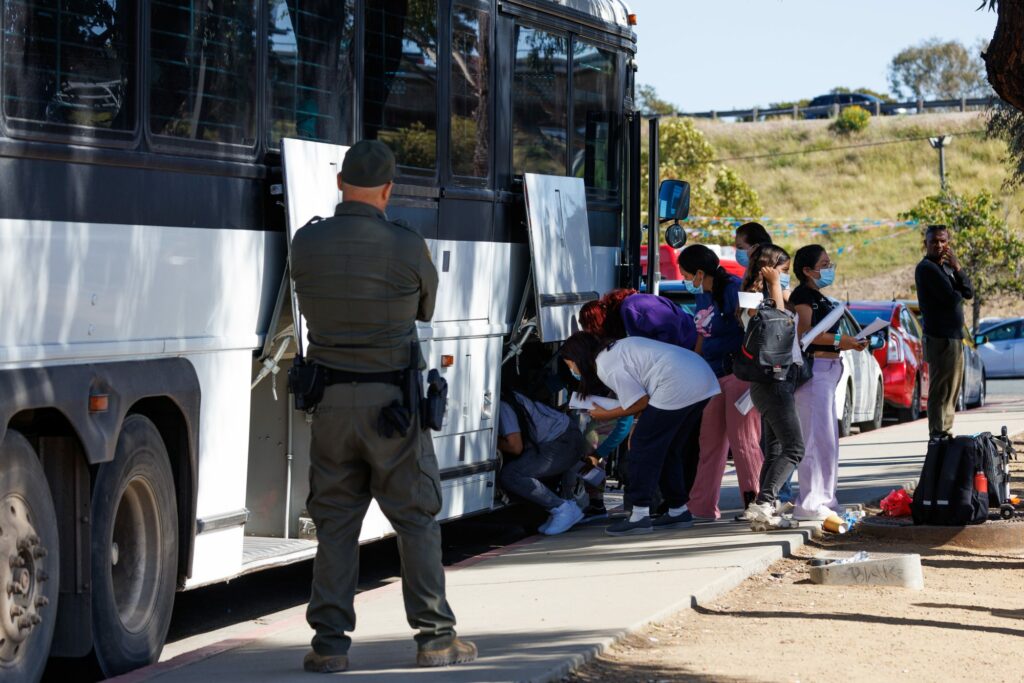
<box><xmin>441</xmin><ymin>355</ymin><xmax>455</xmax><ymax>368</ymax></box>
<box><xmin>89</xmin><ymin>394</ymin><xmax>110</xmax><ymax>413</ymax></box>
<box><xmin>627</xmin><ymin>13</ymin><xmax>637</xmax><ymax>25</ymax></box>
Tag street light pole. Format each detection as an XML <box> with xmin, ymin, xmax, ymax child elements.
<box><xmin>928</xmin><ymin>135</ymin><xmax>953</xmax><ymax>191</ymax></box>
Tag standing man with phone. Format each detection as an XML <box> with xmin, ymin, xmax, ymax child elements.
<box><xmin>915</xmin><ymin>224</ymin><xmax>975</xmax><ymax>441</ymax></box>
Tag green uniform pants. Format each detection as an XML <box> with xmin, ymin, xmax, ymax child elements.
<box><xmin>924</xmin><ymin>335</ymin><xmax>964</xmax><ymax>439</ymax></box>
<box><xmin>305</xmin><ymin>382</ymin><xmax>456</xmax><ymax>656</ymax></box>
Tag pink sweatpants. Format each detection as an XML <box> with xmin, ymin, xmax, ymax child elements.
<box><xmin>687</xmin><ymin>373</ymin><xmax>763</xmax><ymax>519</ymax></box>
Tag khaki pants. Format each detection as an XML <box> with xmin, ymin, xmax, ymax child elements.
<box><xmin>305</xmin><ymin>382</ymin><xmax>456</xmax><ymax>656</ymax></box>
<box><xmin>924</xmin><ymin>335</ymin><xmax>964</xmax><ymax>438</ymax></box>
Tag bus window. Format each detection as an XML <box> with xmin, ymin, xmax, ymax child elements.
<box><xmin>363</xmin><ymin>0</ymin><xmax>439</xmax><ymax>174</ymax></box>
<box><xmin>450</xmin><ymin>2</ymin><xmax>490</xmax><ymax>180</ymax></box>
<box><xmin>511</xmin><ymin>24</ymin><xmax>568</xmax><ymax>177</ymax></box>
<box><xmin>149</xmin><ymin>0</ymin><xmax>258</xmax><ymax>147</ymax></box>
<box><xmin>267</xmin><ymin>0</ymin><xmax>355</xmax><ymax>147</ymax></box>
<box><xmin>2</xmin><ymin>0</ymin><xmax>135</xmax><ymax>135</ymax></box>
<box><xmin>572</xmin><ymin>41</ymin><xmax>619</xmax><ymax>193</ymax></box>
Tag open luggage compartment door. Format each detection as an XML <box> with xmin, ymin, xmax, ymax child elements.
<box><xmin>280</xmin><ymin>138</ymin><xmax>350</xmax><ymax>355</ymax></box>
<box><xmin>523</xmin><ymin>173</ymin><xmax>598</xmax><ymax>343</ymax></box>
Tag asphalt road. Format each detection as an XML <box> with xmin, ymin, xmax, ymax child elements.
<box><xmin>48</xmin><ymin>380</ymin><xmax>1024</xmax><ymax>682</ymax></box>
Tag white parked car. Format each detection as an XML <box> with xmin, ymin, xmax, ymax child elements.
<box><xmin>977</xmin><ymin>317</ymin><xmax>1024</xmax><ymax>378</ymax></box>
<box><xmin>834</xmin><ymin>308</ymin><xmax>886</xmax><ymax>436</ymax></box>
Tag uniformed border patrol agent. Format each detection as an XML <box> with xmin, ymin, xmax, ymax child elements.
<box><xmin>291</xmin><ymin>140</ymin><xmax>477</xmax><ymax>673</ymax></box>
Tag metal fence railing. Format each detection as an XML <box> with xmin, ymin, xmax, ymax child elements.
<box><xmin>669</xmin><ymin>96</ymin><xmax>1001</xmax><ymax>122</ymax></box>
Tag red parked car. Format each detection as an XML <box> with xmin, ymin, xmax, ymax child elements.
<box><xmin>849</xmin><ymin>301</ymin><xmax>929</xmax><ymax>422</ymax></box>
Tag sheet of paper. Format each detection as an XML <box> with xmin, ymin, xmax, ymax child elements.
<box><xmin>855</xmin><ymin>317</ymin><xmax>890</xmax><ymax>340</ymax></box>
<box><xmin>737</xmin><ymin>291</ymin><xmax>763</xmax><ymax>309</ymax></box>
<box><xmin>569</xmin><ymin>392</ymin><xmax>621</xmax><ymax>411</ymax></box>
<box><xmin>800</xmin><ymin>302</ymin><xmax>846</xmax><ymax>352</ymax></box>
<box><xmin>735</xmin><ymin>389</ymin><xmax>754</xmax><ymax>416</ymax></box>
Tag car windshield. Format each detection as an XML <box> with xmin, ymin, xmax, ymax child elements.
<box><xmin>850</xmin><ymin>307</ymin><xmax>892</xmax><ymax>326</ymax></box>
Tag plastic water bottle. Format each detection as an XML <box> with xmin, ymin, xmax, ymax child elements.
<box><xmin>832</xmin><ymin>551</ymin><xmax>869</xmax><ymax>565</ymax></box>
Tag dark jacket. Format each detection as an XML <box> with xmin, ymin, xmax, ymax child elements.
<box><xmin>915</xmin><ymin>257</ymin><xmax>974</xmax><ymax>339</ymax></box>
<box><xmin>291</xmin><ymin>201</ymin><xmax>439</xmax><ymax>372</ymax></box>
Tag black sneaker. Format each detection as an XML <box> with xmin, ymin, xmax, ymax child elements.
<box><xmin>605</xmin><ymin>515</ymin><xmax>653</xmax><ymax>536</ymax></box>
<box><xmin>653</xmin><ymin>510</ymin><xmax>694</xmax><ymax>530</ymax></box>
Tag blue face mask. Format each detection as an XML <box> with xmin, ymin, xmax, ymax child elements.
<box><xmin>683</xmin><ymin>273</ymin><xmax>704</xmax><ymax>295</ymax></box>
<box><xmin>779</xmin><ymin>273</ymin><xmax>791</xmax><ymax>290</ymax></box>
<box><xmin>736</xmin><ymin>250</ymin><xmax>750</xmax><ymax>268</ymax></box>
<box><xmin>815</xmin><ymin>267</ymin><xmax>836</xmax><ymax>289</ymax></box>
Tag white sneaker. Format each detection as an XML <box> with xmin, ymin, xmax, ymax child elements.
<box><xmin>747</xmin><ymin>502</ymin><xmax>798</xmax><ymax>531</ymax></box>
<box><xmin>793</xmin><ymin>508</ymin><xmax>832</xmax><ymax>522</ymax></box>
<box><xmin>543</xmin><ymin>500</ymin><xmax>584</xmax><ymax>536</ymax></box>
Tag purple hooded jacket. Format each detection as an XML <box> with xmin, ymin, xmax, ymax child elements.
<box><xmin>619</xmin><ymin>293</ymin><xmax>697</xmax><ymax>351</ymax></box>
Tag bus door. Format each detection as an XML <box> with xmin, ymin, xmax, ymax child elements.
<box><xmin>523</xmin><ymin>173</ymin><xmax>599</xmax><ymax>342</ymax></box>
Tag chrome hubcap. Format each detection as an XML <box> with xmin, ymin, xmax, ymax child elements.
<box><xmin>0</xmin><ymin>494</ymin><xmax>51</xmax><ymax>664</ymax></box>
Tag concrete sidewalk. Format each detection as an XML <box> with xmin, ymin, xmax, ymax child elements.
<box><xmin>110</xmin><ymin>397</ymin><xmax>1024</xmax><ymax>683</ymax></box>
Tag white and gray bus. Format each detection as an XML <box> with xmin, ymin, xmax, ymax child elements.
<box><xmin>0</xmin><ymin>0</ymin><xmax>647</xmax><ymax>679</ymax></box>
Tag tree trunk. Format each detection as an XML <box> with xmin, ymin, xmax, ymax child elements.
<box><xmin>984</xmin><ymin>1</ymin><xmax>1024</xmax><ymax>112</ymax></box>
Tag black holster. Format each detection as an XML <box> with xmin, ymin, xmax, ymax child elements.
<box><xmin>422</xmin><ymin>369</ymin><xmax>447</xmax><ymax>431</ymax></box>
<box><xmin>287</xmin><ymin>355</ymin><xmax>325</xmax><ymax>412</ymax></box>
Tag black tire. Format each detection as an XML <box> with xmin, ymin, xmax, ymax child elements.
<box><xmin>859</xmin><ymin>380</ymin><xmax>884</xmax><ymax>432</ymax></box>
<box><xmin>898</xmin><ymin>378</ymin><xmax>921</xmax><ymax>423</ymax></box>
<box><xmin>0</xmin><ymin>430</ymin><xmax>60</xmax><ymax>683</ymax></box>
<box><xmin>90</xmin><ymin>415</ymin><xmax>178</xmax><ymax>677</ymax></box>
<box><xmin>838</xmin><ymin>383</ymin><xmax>854</xmax><ymax>437</ymax></box>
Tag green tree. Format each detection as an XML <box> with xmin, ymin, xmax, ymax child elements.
<box><xmin>900</xmin><ymin>188</ymin><xmax>1024</xmax><ymax>331</ymax></box>
<box><xmin>888</xmin><ymin>38</ymin><xmax>990</xmax><ymax>100</ymax></box>
<box><xmin>987</xmin><ymin>102</ymin><xmax>1024</xmax><ymax>189</ymax></box>
<box><xmin>637</xmin><ymin>84</ymin><xmax>677</xmax><ymax>116</ymax></box>
<box><xmin>640</xmin><ymin>118</ymin><xmax>761</xmax><ymax>242</ymax></box>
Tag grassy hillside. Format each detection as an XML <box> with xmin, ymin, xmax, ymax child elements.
<box><xmin>685</xmin><ymin>112</ymin><xmax>1024</xmax><ymax>316</ymax></box>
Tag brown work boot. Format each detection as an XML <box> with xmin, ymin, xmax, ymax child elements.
<box><xmin>303</xmin><ymin>649</ymin><xmax>349</xmax><ymax>673</ymax></box>
<box><xmin>416</xmin><ymin>637</ymin><xmax>478</xmax><ymax>667</ymax></box>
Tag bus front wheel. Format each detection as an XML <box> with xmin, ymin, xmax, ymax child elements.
<box><xmin>0</xmin><ymin>429</ymin><xmax>60</xmax><ymax>683</ymax></box>
<box><xmin>91</xmin><ymin>415</ymin><xmax>178</xmax><ymax>677</ymax></box>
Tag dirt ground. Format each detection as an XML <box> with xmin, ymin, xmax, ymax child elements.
<box><xmin>567</xmin><ymin>437</ymin><xmax>1024</xmax><ymax>683</ymax></box>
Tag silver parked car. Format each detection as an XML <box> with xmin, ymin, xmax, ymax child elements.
<box><xmin>977</xmin><ymin>317</ymin><xmax>1024</xmax><ymax>378</ymax></box>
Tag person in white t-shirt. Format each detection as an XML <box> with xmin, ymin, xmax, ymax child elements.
<box><xmin>560</xmin><ymin>332</ymin><xmax>720</xmax><ymax>536</ymax></box>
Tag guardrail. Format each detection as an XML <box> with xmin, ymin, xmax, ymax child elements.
<box><xmin>670</xmin><ymin>96</ymin><xmax>1001</xmax><ymax>122</ymax></box>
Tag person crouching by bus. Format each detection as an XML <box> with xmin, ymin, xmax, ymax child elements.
<box><xmin>790</xmin><ymin>245</ymin><xmax>866</xmax><ymax>522</ymax></box>
<box><xmin>677</xmin><ymin>245</ymin><xmax>763</xmax><ymax>522</ymax></box>
<box><xmin>739</xmin><ymin>245</ymin><xmax>805</xmax><ymax>530</ymax></box>
<box><xmin>497</xmin><ymin>386</ymin><xmax>587</xmax><ymax>536</ymax></box>
<box><xmin>581</xmin><ymin>409</ymin><xmax>635</xmax><ymax>520</ymax></box>
<box><xmin>560</xmin><ymin>332</ymin><xmax>719</xmax><ymax>536</ymax></box>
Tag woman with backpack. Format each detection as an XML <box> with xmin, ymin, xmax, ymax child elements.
<box><xmin>676</xmin><ymin>245</ymin><xmax>763</xmax><ymax>521</ymax></box>
<box><xmin>560</xmin><ymin>332</ymin><xmax>720</xmax><ymax>536</ymax></box>
<box><xmin>790</xmin><ymin>245</ymin><xmax>867</xmax><ymax>521</ymax></box>
<box><xmin>738</xmin><ymin>244</ymin><xmax>805</xmax><ymax>530</ymax></box>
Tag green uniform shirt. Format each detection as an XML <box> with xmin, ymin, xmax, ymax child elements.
<box><xmin>291</xmin><ymin>201</ymin><xmax>438</xmax><ymax>373</ymax></box>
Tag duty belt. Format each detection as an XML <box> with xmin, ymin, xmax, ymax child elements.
<box><xmin>321</xmin><ymin>368</ymin><xmax>404</xmax><ymax>386</ymax></box>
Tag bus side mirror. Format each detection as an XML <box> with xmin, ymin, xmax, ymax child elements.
<box><xmin>975</xmin><ymin>334</ymin><xmax>988</xmax><ymax>346</ymax></box>
<box><xmin>659</xmin><ymin>180</ymin><xmax>690</xmax><ymax>222</ymax></box>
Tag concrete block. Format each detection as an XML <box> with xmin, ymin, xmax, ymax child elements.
<box><xmin>809</xmin><ymin>553</ymin><xmax>924</xmax><ymax>589</ymax></box>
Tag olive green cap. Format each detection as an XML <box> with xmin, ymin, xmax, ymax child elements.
<box><xmin>340</xmin><ymin>140</ymin><xmax>396</xmax><ymax>188</ymax></box>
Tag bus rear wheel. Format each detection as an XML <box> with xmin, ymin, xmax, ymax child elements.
<box><xmin>90</xmin><ymin>415</ymin><xmax>178</xmax><ymax>677</ymax></box>
<box><xmin>0</xmin><ymin>430</ymin><xmax>60</xmax><ymax>683</ymax></box>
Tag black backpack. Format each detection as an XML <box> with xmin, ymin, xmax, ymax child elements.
<box><xmin>911</xmin><ymin>436</ymin><xmax>989</xmax><ymax>526</ymax></box>
<box><xmin>732</xmin><ymin>302</ymin><xmax>797</xmax><ymax>384</ymax></box>
<box><xmin>977</xmin><ymin>428</ymin><xmax>1017</xmax><ymax>512</ymax></box>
